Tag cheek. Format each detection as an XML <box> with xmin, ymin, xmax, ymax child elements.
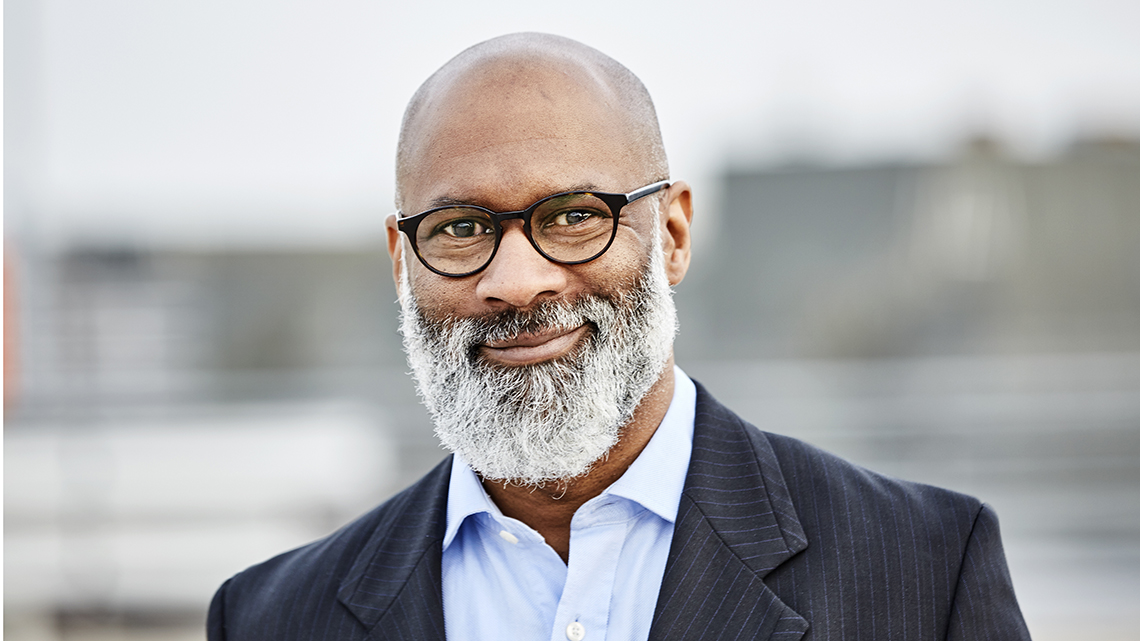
<box><xmin>578</xmin><ymin>234</ymin><xmax>651</xmax><ymax>295</ymax></box>
<box><xmin>407</xmin><ymin>268</ymin><xmax>477</xmax><ymax>318</ymax></box>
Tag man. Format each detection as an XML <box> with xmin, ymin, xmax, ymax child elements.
<box><xmin>208</xmin><ymin>33</ymin><xmax>1030</xmax><ymax>640</ymax></box>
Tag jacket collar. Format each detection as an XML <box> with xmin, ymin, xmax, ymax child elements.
<box><xmin>337</xmin><ymin>456</ymin><xmax>450</xmax><ymax>640</ymax></box>
<box><xmin>648</xmin><ymin>381</ymin><xmax>809</xmax><ymax>641</ymax></box>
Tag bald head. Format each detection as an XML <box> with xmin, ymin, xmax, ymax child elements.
<box><xmin>394</xmin><ymin>33</ymin><xmax>668</xmax><ymax>211</ymax></box>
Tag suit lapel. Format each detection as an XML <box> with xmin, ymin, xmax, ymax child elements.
<box><xmin>337</xmin><ymin>457</ymin><xmax>451</xmax><ymax>641</ymax></box>
<box><xmin>649</xmin><ymin>382</ymin><xmax>810</xmax><ymax>641</ymax></box>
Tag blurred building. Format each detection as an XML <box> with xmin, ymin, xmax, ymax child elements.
<box><xmin>676</xmin><ymin>137</ymin><xmax>1140</xmax><ymax>360</ymax></box>
<box><xmin>11</xmin><ymin>248</ymin><xmax>403</xmax><ymax>407</ymax></box>
<box><xmin>5</xmin><ymin>248</ymin><xmax>430</xmax><ymax>640</ymax></box>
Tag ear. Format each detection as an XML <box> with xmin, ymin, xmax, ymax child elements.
<box><xmin>385</xmin><ymin>213</ymin><xmax>406</xmax><ymax>295</ymax></box>
<box><xmin>660</xmin><ymin>181</ymin><xmax>693</xmax><ymax>286</ymax></box>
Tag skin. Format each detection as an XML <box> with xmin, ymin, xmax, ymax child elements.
<box><xmin>386</xmin><ymin>47</ymin><xmax>693</xmax><ymax>563</ymax></box>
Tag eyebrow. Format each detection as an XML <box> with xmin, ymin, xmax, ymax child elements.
<box><xmin>422</xmin><ymin>183</ymin><xmax>604</xmax><ymax>212</ymax></box>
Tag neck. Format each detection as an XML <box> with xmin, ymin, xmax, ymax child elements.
<box><xmin>481</xmin><ymin>358</ymin><xmax>676</xmax><ymax>563</ymax></box>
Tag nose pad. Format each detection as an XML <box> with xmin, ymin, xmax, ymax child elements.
<box><xmin>475</xmin><ymin>222</ymin><xmax>568</xmax><ymax>308</ymax></box>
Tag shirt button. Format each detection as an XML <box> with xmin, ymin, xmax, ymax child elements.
<box><xmin>498</xmin><ymin>530</ymin><xmax>519</xmax><ymax>545</ymax></box>
<box><xmin>566</xmin><ymin>621</ymin><xmax>585</xmax><ymax>641</ymax></box>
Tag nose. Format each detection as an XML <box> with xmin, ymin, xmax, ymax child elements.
<box><xmin>474</xmin><ymin>221</ymin><xmax>568</xmax><ymax>309</ymax></box>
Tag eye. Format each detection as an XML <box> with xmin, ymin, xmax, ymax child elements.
<box><xmin>438</xmin><ymin>218</ymin><xmax>492</xmax><ymax>238</ymax></box>
<box><xmin>548</xmin><ymin>209</ymin><xmax>598</xmax><ymax>227</ymax></box>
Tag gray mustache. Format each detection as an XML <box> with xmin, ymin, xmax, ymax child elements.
<box><xmin>428</xmin><ymin>297</ymin><xmax>613</xmax><ymax>347</ymax></box>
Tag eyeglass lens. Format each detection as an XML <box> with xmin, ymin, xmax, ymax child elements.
<box><xmin>414</xmin><ymin>192</ymin><xmax>615</xmax><ymax>275</ymax></box>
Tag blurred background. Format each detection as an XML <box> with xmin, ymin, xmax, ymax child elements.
<box><xmin>5</xmin><ymin>1</ymin><xmax>1139</xmax><ymax>639</ymax></box>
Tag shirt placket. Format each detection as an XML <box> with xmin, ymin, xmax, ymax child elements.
<box><xmin>548</xmin><ymin>498</ymin><xmax>632</xmax><ymax>641</ymax></box>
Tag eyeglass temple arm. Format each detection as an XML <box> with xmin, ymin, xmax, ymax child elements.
<box><xmin>626</xmin><ymin>180</ymin><xmax>671</xmax><ymax>203</ymax></box>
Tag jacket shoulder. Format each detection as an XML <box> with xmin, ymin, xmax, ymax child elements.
<box><xmin>756</xmin><ymin>419</ymin><xmax>1027</xmax><ymax>638</ymax></box>
<box><xmin>761</xmin><ymin>427</ymin><xmax>983</xmax><ymax>519</ymax></box>
<box><xmin>692</xmin><ymin>383</ymin><xmax>1028</xmax><ymax>638</ymax></box>
<box><xmin>208</xmin><ymin>456</ymin><xmax>451</xmax><ymax>640</ymax></box>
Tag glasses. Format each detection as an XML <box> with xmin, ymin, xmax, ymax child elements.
<box><xmin>397</xmin><ymin>180</ymin><xmax>670</xmax><ymax>277</ymax></box>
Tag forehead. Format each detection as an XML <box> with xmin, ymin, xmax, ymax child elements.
<box><xmin>400</xmin><ymin>58</ymin><xmax>644</xmax><ymax>212</ymax></box>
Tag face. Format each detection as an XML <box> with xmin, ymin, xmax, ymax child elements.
<box><xmin>398</xmin><ymin>224</ymin><xmax>678</xmax><ymax>485</ymax></box>
<box><xmin>386</xmin><ymin>58</ymin><xmax>694</xmax><ymax>485</ymax></box>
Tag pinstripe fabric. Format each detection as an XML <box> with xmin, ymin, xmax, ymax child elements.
<box><xmin>208</xmin><ymin>381</ymin><xmax>1029</xmax><ymax>641</ymax></box>
<box><xmin>648</xmin><ymin>387</ymin><xmax>811</xmax><ymax>641</ymax></box>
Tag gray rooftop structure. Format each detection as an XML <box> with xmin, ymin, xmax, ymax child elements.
<box><xmin>676</xmin><ymin>139</ymin><xmax>1140</xmax><ymax>360</ymax></box>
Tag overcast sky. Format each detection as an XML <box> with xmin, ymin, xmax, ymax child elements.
<box><xmin>6</xmin><ymin>0</ymin><xmax>1140</xmax><ymax>247</ymax></box>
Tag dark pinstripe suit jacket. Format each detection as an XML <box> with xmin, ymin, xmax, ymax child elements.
<box><xmin>208</xmin><ymin>382</ymin><xmax>1030</xmax><ymax>640</ymax></box>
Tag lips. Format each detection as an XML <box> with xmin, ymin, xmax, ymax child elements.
<box><xmin>480</xmin><ymin>324</ymin><xmax>590</xmax><ymax>366</ymax></box>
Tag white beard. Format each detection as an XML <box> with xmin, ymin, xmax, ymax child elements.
<box><xmin>398</xmin><ymin>235</ymin><xmax>678</xmax><ymax>487</ymax></box>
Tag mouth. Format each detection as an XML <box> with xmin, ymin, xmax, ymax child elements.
<box><xmin>479</xmin><ymin>324</ymin><xmax>591</xmax><ymax>366</ymax></box>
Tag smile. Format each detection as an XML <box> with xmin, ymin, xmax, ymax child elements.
<box><xmin>479</xmin><ymin>324</ymin><xmax>591</xmax><ymax>366</ymax></box>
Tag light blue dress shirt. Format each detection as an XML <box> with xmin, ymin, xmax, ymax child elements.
<box><xmin>441</xmin><ymin>366</ymin><xmax>696</xmax><ymax>641</ymax></box>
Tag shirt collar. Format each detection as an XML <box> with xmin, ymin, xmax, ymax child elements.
<box><xmin>443</xmin><ymin>451</ymin><xmax>502</xmax><ymax>550</ymax></box>
<box><xmin>442</xmin><ymin>365</ymin><xmax>697</xmax><ymax>549</ymax></box>
<box><xmin>603</xmin><ymin>365</ymin><xmax>695</xmax><ymax>523</ymax></box>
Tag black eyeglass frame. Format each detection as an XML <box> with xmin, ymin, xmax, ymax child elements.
<box><xmin>396</xmin><ymin>180</ymin><xmax>671</xmax><ymax>277</ymax></box>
